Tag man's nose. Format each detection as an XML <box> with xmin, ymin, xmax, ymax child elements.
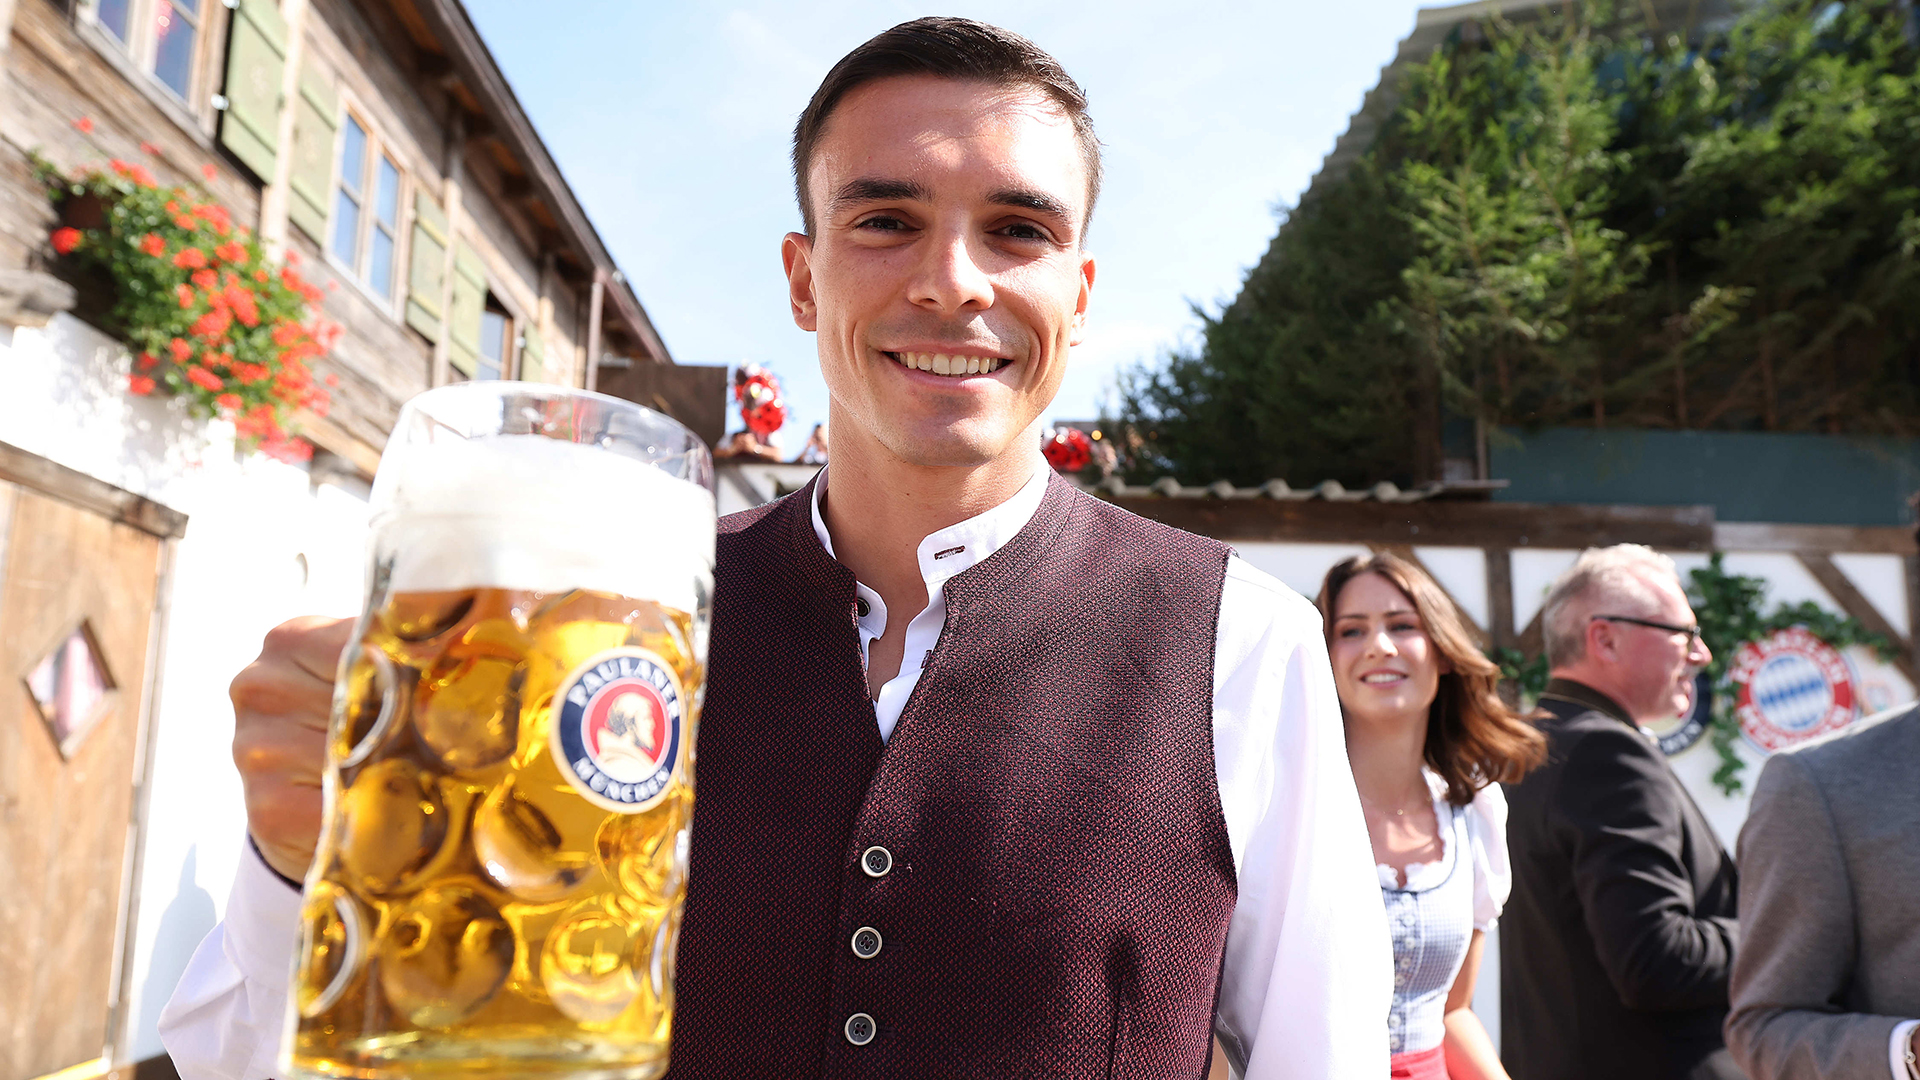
<box><xmin>1689</xmin><ymin>634</ymin><xmax>1712</xmax><ymax>668</ymax></box>
<box><xmin>910</xmin><ymin>228</ymin><xmax>993</xmax><ymax>315</ymax></box>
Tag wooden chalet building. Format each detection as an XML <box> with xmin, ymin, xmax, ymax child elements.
<box><xmin>0</xmin><ymin>2</ymin><xmax>707</xmax><ymax>1077</ymax></box>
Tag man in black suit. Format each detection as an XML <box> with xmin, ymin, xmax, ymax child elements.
<box><xmin>1502</xmin><ymin>544</ymin><xmax>1743</xmax><ymax>1080</ymax></box>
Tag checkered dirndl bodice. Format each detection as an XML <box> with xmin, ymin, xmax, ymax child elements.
<box><xmin>1382</xmin><ymin>794</ymin><xmax>1477</xmax><ymax>1056</ymax></box>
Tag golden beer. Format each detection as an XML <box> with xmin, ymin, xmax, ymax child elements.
<box><xmin>286</xmin><ymin>384</ymin><xmax>714</xmax><ymax>1080</ymax></box>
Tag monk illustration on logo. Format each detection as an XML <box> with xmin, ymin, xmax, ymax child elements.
<box><xmin>588</xmin><ymin>685</ymin><xmax>666</xmax><ymax>778</ymax></box>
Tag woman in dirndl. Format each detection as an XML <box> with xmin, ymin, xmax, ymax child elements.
<box><xmin>1316</xmin><ymin>553</ymin><xmax>1546</xmax><ymax>1080</ymax></box>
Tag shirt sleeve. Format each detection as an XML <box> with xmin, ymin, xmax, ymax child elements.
<box><xmin>1466</xmin><ymin>781</ymin><xmax>1511</xmax><ymax>933</ymax></box>
<box><xmin>1892</xmin><ymin>1021</ymin><xmax>1920</xmax><ymax>1080</ymax></box>
<box><xmin>1211</xmin><ymin>556</ymin><xmax>1391</xmax><ymax>1080</ymax></box>
<box><xmin>157</xmin><ymin>837</ymin><xmax>301</xmax><ymax>1080</ymax></box>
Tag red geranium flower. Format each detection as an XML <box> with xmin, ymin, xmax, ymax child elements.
<box><xmin>140</xmin><ymin>141</ymin><xmax>162</xmax><ymax>155</ymax></box>
<box><xmin>173</xmin><ymin>215</ymin><xmax>196</xmax><ymax>230</ymax></box>
<box><xmin>129</xmin><ymin>164</ymin><xmax>156</xmax><ymax>187</ymax></box>
<box><xmin>136</xmin><ymin>352</ymin><xmax>158</xmax><ymax>371</ymax></box>
<box><xmin>138</xmin><ymin>233</ymin><xmax>165</xmax><ymax>257</ymax></box>
<box><xmin>127</xmin><ymin>374</ymin><xmax>156</xmax><ymax>396</ymax></box>
<box><xmin>168</xmin><ymin>338</ymin><xmax>193</xmax><ymax>361</ymax></box>
<box><xmin>110</xmin><ymin>159</ymin><xmax>132</xmax><ymax>177</ymax></box>
<box><xmin>176</xmin><ymin>284</ymin><xmax>195</xmax><ymax>309</ymax></box>
<box><xmin>185</xmin><ymin>366</ymin><xmax>223</xmax><ymax>392</ymax></box>
<box><xmin>191</xmin><ymin>268</ymin><xmax>217</xmax><ymax>289</ymax></box>
<box><xmin>173</xmin><ymin>247</ymin><xmax>206</xmax><ymax>269</ymax></box>
<box><xmin>214</xmin><ymin>240</ymin><xmax>247</xmax><ymax>264</ymax></box>
<box><xmin>201</xmin><ymin>163</ymin><xmax>218</xmax><ymax>182</ymax></box>
<box><xmin>50</xmin><ymin>227</ymin><xmax>82</xmax><ymax>254</ymax></box>
<box><xmin>215</xmin><ymin>392</ymin><xmax>242</xmax><ymax>411</ymax></box>
<box><xmin>73</xmin><ymin>116</ymin><xmax>94</xmax><ymax>133</ymax></box>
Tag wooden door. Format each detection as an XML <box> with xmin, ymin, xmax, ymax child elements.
<box><xmin>0</xmin><ymin>480</ymin><xmax>164</xmax><ymax>1080</ymax></box>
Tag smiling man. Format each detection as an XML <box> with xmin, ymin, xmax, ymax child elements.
<box><xmin>1501</xmin><ymin>544</ymin><xmax>1742</xmax><ymax>1080</ymax></box>
<box><xmin>160</xmin><ymin>19</ymin><xmax>1387</xmax><ymax>1079</ymax></box>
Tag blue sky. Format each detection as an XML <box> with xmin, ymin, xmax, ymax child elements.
<box><xmin>463</xmin><ymin>1</ymin><xmax>1435</xmax><ymax>450</ymax></box>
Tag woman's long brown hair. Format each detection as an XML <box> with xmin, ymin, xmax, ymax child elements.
<box><xmin>1316</xmin><ymin>552</ymin><xmax>1546</xmax><ymax>806</ymax></box>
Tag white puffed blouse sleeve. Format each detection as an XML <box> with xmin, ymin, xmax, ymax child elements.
<box><xmin>1467</xmin><ymin>780</ymin><xmax>1512</xmax><ymax>933</ymax></box>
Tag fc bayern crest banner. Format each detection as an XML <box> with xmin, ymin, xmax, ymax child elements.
<box><xmin>1730</xmin><ymin>626</ymin><xmax>1859</xmax><ymax>753</ymax></box>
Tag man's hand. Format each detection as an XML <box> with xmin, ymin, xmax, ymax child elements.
<box><xmin>230</xmin><ymin>616</ymin><xmax>354</xmax><ymax>883</ymax></box>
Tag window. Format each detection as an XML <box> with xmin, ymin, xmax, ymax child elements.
<box><xmin>330</xmin><ymin>113</ymin><xmax>404</xmax><ymax>301</ymax></box>
<box><xmin>88</xmin><ymin>0</ymin><xmax>211</xmax><ymax>103</ymax></box>
<box><xmin>477</xmin><ymin>302</ymin><xmax>510</xmax><ymax>381</ymax></box>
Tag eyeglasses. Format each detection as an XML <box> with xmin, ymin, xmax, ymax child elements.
<box><xmin>1592</xmin><ymin>614</ymin><xmax>1704</xmax><ymax>646</ymax></box>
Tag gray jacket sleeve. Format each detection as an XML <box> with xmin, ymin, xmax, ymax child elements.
<box><xmin>1725</xmin><ymin>750</ymin><xmax>1904</xmax><ymax>1080</ymax></box>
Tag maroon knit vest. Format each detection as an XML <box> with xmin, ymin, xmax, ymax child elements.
<box><xmin>663</xmin><ymin>472</ymin><xmax>1237</xmax><ymax>1080</ymax></box>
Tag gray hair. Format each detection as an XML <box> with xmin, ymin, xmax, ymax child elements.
<box><xmin>1541</xmin><ymin>544</ymin><xmax>1682</xmax><ymax>668</ymax></box>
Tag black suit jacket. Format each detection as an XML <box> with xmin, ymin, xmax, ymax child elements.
<box><xmin>1501</xmin><ymin>679</ymin><xmax>1744</xmax><ymax>1080</ymax></box>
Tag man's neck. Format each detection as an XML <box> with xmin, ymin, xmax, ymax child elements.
<box><xmin>819</xmin><ymin>421</ymin><xmax>1041</xmax><ymax>592</ymax></box>
<box><xmin>818</xmin><ymin>413</ymin><xmax>1042</xmax><ymax>696</ymax></box>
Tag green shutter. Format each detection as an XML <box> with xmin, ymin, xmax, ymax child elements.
<box><xmin>218</xmin><ymin>0</ymin><xmax>288</xmax><ymax>182</ymax></box>
<box><xmin>406</xmin><ymin>193</ymin><xmax>449</xmax><ymax>342</ymax></box>
<box><xmin>446</xmin><ymin>240</ymin><xmax>486</xmax><ymax>376</ymax></box>
<box><xmin>287</xmin><ymin>64</ymin><xmax>339</xmax><ymax>242</ymax></box>
<box><xmin>519</xmin><ymin>326</ymin><xmax>546</xmax><ymax>382</ymax></box>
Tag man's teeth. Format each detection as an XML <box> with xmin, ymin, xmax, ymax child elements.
<box><xmin>893</xmin><ymin>352</ymin><xmax>1003</xmax><ymax>376</ymax></box>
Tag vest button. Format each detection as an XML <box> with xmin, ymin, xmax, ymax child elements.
<box><xmin>850</xmin><ymin>926</ymin><xmax>882</xmax><ymax>959</ymax></box>
<box><xmin>861</xmin><ymin>845</ymin><xmax>892</xmax><ymax>877</ymax></box>
<box><xmin>855</xmin><ymin>597</ymin><xmax>871</xmax><ymax>617</ymax></box>
<box><xmin>844</xmin><ymin>1011</ymin><xmax>877</xmax><ymax>1045</ymax></box>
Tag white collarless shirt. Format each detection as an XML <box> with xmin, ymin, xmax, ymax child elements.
<box><xmin>160</xmin><ymin>461</ymin><xmax>1391</xmax><ymax>1080</ymax></box>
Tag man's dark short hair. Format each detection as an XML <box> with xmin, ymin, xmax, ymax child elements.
<box><xmin>791</xmin><ymin>17</ymin><xmax>1102</xmax><ymax>238</ymax></box>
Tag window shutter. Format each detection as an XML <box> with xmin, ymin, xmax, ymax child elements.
<box><xmin>218</xmin><ymin>0</ymin><xmax>289</xmax><ymax>182</ymax></box>
<box><xmin>287</xmin><ymin>64</ymin><xmax>339</xmax><ymax>242</ymax></box>
<box><xmin>447</xmin><ymin>240</ymin><xmax>486</xmax><ymax>376</ymax></box>
<box><xmin>519</xmin><ymin>326</ymin><xmax>546</xmax><ymax>382</ymax></box>
<box><xmin>406</xmin><ymin>193</ymin><xmax>449</xmax><ymax>342</ymax></box>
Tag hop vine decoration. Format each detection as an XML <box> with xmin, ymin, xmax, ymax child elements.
<box><xmin>35</xmin><ymin>141</ymin><xmax>339</xmax><ymax>461</ymax></box>
<box><xmin>1688</xmin><ymin>554</ymin><xmax>1897</xmax><ymax>794</ymax></box>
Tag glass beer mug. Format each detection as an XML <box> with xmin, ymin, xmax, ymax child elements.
<box><xmin>285</xmin><ymin>383</ymin><xmax>715</xmax><ymax>1080</ymax></box>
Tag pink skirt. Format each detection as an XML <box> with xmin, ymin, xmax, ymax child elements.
<box><xmin>1389</xmin><ymin>1045</ymin><xmax>1448</xmax><ymax>1080</ymax></box>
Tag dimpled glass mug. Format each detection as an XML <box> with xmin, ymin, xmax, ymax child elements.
<box><xmin>285</xmin><ymin>382</ymin><xmax>714</xmax><ymax>1080</ymax></box>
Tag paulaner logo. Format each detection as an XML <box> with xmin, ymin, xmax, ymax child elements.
<box><xmin>551</xmin><ymin>646</ymin><xmax>685</xmax><ymax>813</ymax></box>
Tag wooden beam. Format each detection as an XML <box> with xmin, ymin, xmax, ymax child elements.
<box><xmin>0</xmin><ymin>441</ymin><xmax>186</xmax><ymax>539</ymax></box>
<box><xmin>291</xmin><ymin>408</ymin><xmax>382</xmax><ymax>479</ymax></box>
<box><xmin>1907</xmin><ymin>554</ymin><xmax>1920</xmax><ymax>678</ymax></box>
<box><xmin>1797</xmin><ymin>552</ymin><xmax>1918</xmax><ymax>684</ymax></box>
<box><xmin>1487</xmin><ymin>547</ymin><xmax>1516</xmax><ymax>651</ymax></box>
<box><xmin>1107</xmin><ymin>497</ymin><xmax>1716</xmax><ymax>552</ymax></box>
<box><xmin>1715</xmin><ymin>521</ymin><xmax>1917</xmax><ymax>555</ymax></box>
<box><xmin>584</xmin><ymin>274</ymin><xmax>605</xmax><ymax>392</ymax></box>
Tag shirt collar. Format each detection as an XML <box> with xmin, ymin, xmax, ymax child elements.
<box><xmin>810</xmin><ymin>460</ymin><xmax>1052</xmax><ymax>591</ymax></box>
<box><xmin>1539</xmin><ymin>678</ymin><xmax>1634</xmax><ymax>726</ymax></box>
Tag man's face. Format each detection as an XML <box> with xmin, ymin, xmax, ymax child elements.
<box><xmin>1602</xmin><ymin>573</ymin><xmax>1713</xmax><ymax>722</ymax></box>
<box><xmin>782</xmin><ymin>76</ymin><xmax>1096</xmax><ymax>469</ymax></box>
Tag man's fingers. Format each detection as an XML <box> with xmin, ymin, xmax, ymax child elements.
<box><xmin>272</xmin><ymin>615</ymin><xmax>357</xmax><ymax>684</ymax></box>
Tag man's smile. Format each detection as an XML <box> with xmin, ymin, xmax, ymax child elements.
<box><xmin>884</xmin><ymin>350</ymin><xmax>1011</xmax><ymax>377</ymax></box>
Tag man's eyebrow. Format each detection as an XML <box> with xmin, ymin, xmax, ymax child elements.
<box><xmin>988</xmin><ymin>187</ymin><xmax>1075</xmax><ymax>224</ymax></box>
<box><xmin>829</xmin><ymin>177</ymin><xmax>932</xmax><ymax>214</ymax></box>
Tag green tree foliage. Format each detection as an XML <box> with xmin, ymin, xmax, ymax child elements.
<box><xmin>1119</xmin><ymin>0</ymin><xmax>1920</xmax><ymax>486</ymax></box>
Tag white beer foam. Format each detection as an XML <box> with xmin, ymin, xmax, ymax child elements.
<box><xmin>373</xmin><ymin>434</ymin><xmax>715</xmax><ymax>613</ymax></box>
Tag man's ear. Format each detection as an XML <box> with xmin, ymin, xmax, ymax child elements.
<box><xmin>1068</xmin><ymin>251</ymin><xmax>1096</xmax><ymax>347</ymax></box>
<box><xmin>1588</xmin><ymin>617</ymin><xmax>1619</xmax><ymax>664</ymax></box>
<box><xmin>783</xmin><ymin>232</ymin><xmax>817</xmax><ymax>331</ymax></box>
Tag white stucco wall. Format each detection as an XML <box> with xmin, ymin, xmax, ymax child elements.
<box><xmin>0</xmin><ymin>314</ymin><xmax>372</xmax><ymax>1062</ymax></box>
